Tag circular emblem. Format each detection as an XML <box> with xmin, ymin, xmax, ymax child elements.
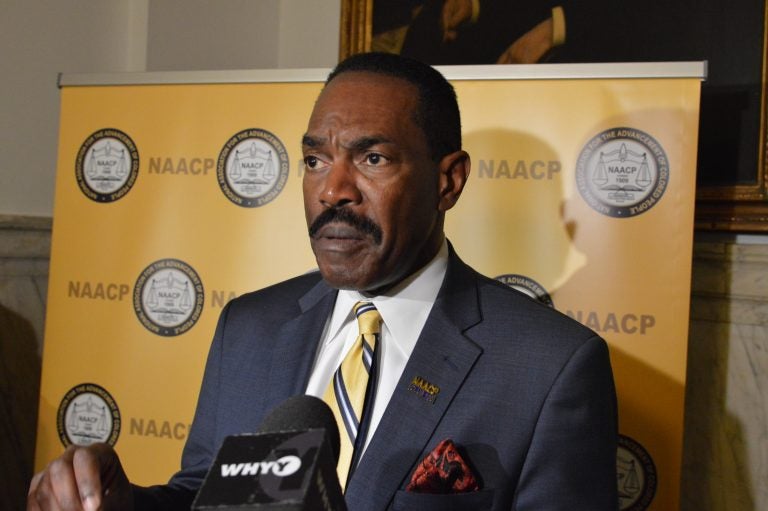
<box><xmin>57</xmin><ymin>383</ymin><xmax>120</xmax><ymax>447</ymax></box>
<box><xmin>495</xmin><ymin>274</ymin><xmax>554</xmax><ymax>307</ymax></box>
<box><xmin>217</xmin><ymin>128</ymin><xmax>289</xmax><ymax>207</ymax></box>
<box><xmin>575</xmin><ymin>127</ymin><xmax>668</xmax><ymax>217</ymax></box>
<box><xmin>617</xmin><ymin>434</ymin><xmax>657</xmax><ymax>510</ymax></box>
<box><xmin>133</xmin><ymin>258</ymin><xmax>204</xmax><ymax>336</ymax></box>
<box><xmin>75</xmin><ymin>128</ymin><xmax>139</xmax><ymax>202</ymax></box>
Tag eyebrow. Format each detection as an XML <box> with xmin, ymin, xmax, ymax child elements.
<box><xmin>346</xmin><ymin>136</ymin><xmax>393</xmax><ymax>152</ymax></box>
<box><xmin>301</xmin><ymin>134</ymin><xmax>324</xmax><ymax>148</ymax></box>
<box><xmin>300</xmin><ymin>134</ymin><xmax>394</xmax><ymax>151</ymax></box>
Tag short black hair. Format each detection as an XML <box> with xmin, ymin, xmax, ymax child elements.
<box><xmin>326</xmin><ymin>52</ymin><xmax>461</xmax><ymax>161</ymax></box>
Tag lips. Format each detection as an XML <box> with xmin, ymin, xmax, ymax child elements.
<box><xmin>312</xmin><ymin>223</ymin><xmax>365</xmax><ymax>240</ymax></box>
<box><xmin>311</xmin><ymin>223</ymin><xmax>371</xmax><ymax>254</ymax></box>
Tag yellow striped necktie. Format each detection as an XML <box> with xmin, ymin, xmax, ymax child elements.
<box><xmin>323</xmin><ymin>301</ymin><xmax>381</xmax><ymax>488</ymax></box>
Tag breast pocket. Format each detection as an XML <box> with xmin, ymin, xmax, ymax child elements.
<box><xmin>391</xmin><ymin>489</ymin><xmax>494</xmax><ymax>511</ymax></box>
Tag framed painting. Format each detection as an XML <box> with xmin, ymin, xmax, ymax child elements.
<box><xmin>340</xmin><ymin>0</ymin><xmax>768</xmax><ymax>231</ymax></box>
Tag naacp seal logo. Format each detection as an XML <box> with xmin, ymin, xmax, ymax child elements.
<box><xmin>134</xmin><ymin>258</ymin><xmax>204</xmax><ymax>336</ymax></box>
<box><xmin>217</xmin><ymin>128</ymin><xmax>289</xmax><ymax>207</ymax></box>
<box><xmin>75</xmin><ymin>128</ymin><xmax>139</xmax><ymax>202</ymax></box>
<box><xmin>495</xmin><ymin>274</ymin><xmax>554</xmax><ymax>307</ymax></box>
<box><xmin>576</xmin><ymin>127</ymin><xmax>668</xmax><ymax>217</ymax></box>
<box><xmin>57</xmin><ymin>383</ymin><xmax>120</xmax><ymax>447</ymax></box>
<box><xmin>617</xmin><ymin>434</ymin><xmax>657</xmax><ymax>510</ymax></box>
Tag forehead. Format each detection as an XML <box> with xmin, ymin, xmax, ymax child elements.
<box><xmin>308</xmin><ymin>72</ymin><xmax>421</xmax><ymax>135</ymax></box>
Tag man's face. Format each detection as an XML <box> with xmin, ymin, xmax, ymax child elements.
<box><xmin>302</xmin><ymin>72</ymin><xmax>445</xmax><ymax>293</ymax></box>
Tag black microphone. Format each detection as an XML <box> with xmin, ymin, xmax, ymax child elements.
<box><xmin>192</xmin><ymin>395</ymin><xmax>347</xmax><ymax>511</ymax></box>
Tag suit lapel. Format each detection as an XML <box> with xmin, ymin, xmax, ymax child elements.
<box><xmin>264</xmin><ymin>277</ymin><xmax>337</xmax><ymax>407</ymax></box>
<box><xmin>345</xmin><ymin>250</ymin><xmax>483</xmax><ymax>510</ymax></box>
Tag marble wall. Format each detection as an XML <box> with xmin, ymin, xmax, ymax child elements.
<box><xmin>682</xmin><ymin>237</ymin><xmax>768</xmax><ymax>510</ymax></box>
<box><xmin>3</xmin><ymin>215</ymin><xmax>766</xmax><ymax>510</ymax></box>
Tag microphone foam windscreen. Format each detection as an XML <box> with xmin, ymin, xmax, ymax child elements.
<box><xmin>257</xmin><ymin>395</ymin><xmax>340</xmax><ymax>463</ymax></box>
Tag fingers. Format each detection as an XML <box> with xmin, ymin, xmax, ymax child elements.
<box><xmin>27</xmin><ymin>472</ymin><xmax>45</xmax><ymax>511</ymax></box>
<box><xmin>72</xmin><ymin>447</ymin><xmax>105</xmax><ymax>511</ymax></box>
<box><xmin>496</xmin><ymin>18</ymin><xmax>554</xmax><ymax>64</ymax></box>
<box><xmin>496</xmin><ymin>47</ymin><xmax>515</xmax><ymax>65</ymax></box>
<box><xmin>441</xmin><ymin>0</ymin><xmax>473</xmax><ymax>42</ymax></box>
<box><xmin>27</xmin><ymin>444</ymin><xmax>109</xmax><ymax>511</ymax></box>
<box><xmin>28</xmin><ymin>453</ymin><xmax>82</xmax><ymax>510</ymax></box>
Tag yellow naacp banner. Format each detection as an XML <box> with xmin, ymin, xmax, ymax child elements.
<box><xmin>38</xmin><ymin>63</ymin><xmax>703</xmax><ymax>510</ymax></box>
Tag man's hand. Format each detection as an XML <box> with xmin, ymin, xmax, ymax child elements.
<box><xmin>496</xmin><ymin>17</ymin><xmax>555</xmax><ymax>64</ymax></box>
<box><xmin>27</xmin><ymin>443</ymin><xmax>133</xmax><ymax>511</ymax></box>
<box><xmin>441</xmin><ymin>0</ymin><xmax>474</xmax><ymax>42</ymax></box>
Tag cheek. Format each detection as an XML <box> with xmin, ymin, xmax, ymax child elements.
<box><xmin>302</xmin><ymin>177</ymin><xmax>321</xmax><ymax>221</ymax></box>
<box><xmin>365</xmin><ymin>191</ymin><xmax>400</xmax><ymax>235</ymax></box>
<box><xmin>378</xmin><ymin>197</ymin><xmax>434</xmax><ymax>249</ymax></box>
<box><xmin>394</xmin><ymin>179</ymin><xmax>439</xmax><ymax>220</ymax></box>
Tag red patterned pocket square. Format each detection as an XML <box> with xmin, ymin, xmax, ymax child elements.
<box><xmin>406</xmin><ymin>439</ymin><xmax>480</xmax><ymax>493</ymax></box>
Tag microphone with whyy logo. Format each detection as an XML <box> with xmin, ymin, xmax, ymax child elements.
<box><xmin>192</xmin><ymin>395</ymin><xmax>347</xmax><ymax>511</ymax></box>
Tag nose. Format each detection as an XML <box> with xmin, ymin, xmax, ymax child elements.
<box><xmin>319</xmin><ymin>159</ymin><xmax>362</xmax><ymax>208</ymax></box>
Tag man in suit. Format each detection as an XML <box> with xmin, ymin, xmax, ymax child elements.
<box><xmin>28</xmin><ymin>52</ymin><xmax>618</xmax><ymax>510</ymax></box>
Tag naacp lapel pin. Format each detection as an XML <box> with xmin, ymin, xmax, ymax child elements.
<box><xmin>407</xmin><ymin>376</ymin><xmax>441</xmax><ymax>404</ymax></box>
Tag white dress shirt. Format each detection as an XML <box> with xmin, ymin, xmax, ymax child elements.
<box><xmin>305</xmin><ymin>240</ymin><xmax>449</xmax><ymax>457</ymax></box>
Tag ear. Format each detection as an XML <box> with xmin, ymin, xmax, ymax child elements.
<box><xmin>437</xmin><ymin>150</ymin><xmax>470</xmax><ymax>212</ymax></box>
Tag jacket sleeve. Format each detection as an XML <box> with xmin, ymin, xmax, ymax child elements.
<box><xmin>512</xmin><ymin>336</ymin><xmax>618</xmax><ymax>510</ymax></box>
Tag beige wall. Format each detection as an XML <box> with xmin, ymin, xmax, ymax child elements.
<box><xmin>0</xmin><ymin>1</ymin><xmax>149</xmax><ymax>217</ymax></box>
<box><xmin>0</xmin><ymin>0</ymin><xmax>340</xmax><ymax>218</ymax></box>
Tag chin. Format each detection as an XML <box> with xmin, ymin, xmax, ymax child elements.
<box><xmin>318</xmin><ymin>265</ymin><xmax>368</xmax><ymax>291</ymax></box>
<box><xmin>322</xmin><ymin>271</ymin><xmax>401</xmax><ymax>295</ymax></box>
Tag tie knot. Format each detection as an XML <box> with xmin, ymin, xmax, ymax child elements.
<box><xmin>354</xmin><ymin>301</ymin><xmax>381</xmax><ymax>336</ymax></box>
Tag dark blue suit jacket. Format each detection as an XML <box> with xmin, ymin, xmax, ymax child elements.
<box><xmin>134</xmin><ymin>248</ymin><xmax>618</xmax><ymax>510</ymax></box>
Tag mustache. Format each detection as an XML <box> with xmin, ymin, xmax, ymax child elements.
<box><xmin>308</xmin><ymin>208</ymin><xmax>383</xmax><ymax>245</ymax></box>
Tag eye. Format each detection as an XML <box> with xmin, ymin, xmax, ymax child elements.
<box><xmin>303</xmin><ymin>155</ymin><xmax>323</xmax><ymax>171</ymax></box>
<box><xmin>363</xmin><ymin>153</ymin><xmax>387</xmax><ymax>166</ymax></box>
